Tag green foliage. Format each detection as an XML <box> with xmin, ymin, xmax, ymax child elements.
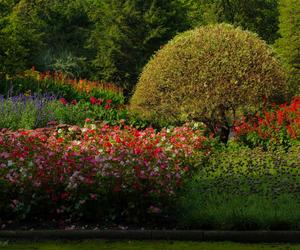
<box><xmin>50</xmin><ymin>101</ymin><xmax>127</xmax><ymax>127</ymax></box>
<box><xmin>0</xmin><ymin>96</ymin><xmax>55</xmax><ymax>130</ymax></box>
<box><xmin>1</xmin><ymin>0</ymin><xmax>92</xmax><ymax>77</ymax></box>
<box><xmin>87</xmin><ymin>0</ymin><xmax>188</xmax><ymax>92</ymax></box>
<box><xmin>181</xmin><ymin>0</ymin><xmax>280</xmax><ymax>44</ymax></box>
<box><xmin>177</xmin><ymin>142</ymin><xmax>300</xmax><ymax>229</ymax></box>
<box><xmin>0</xmin><ymin>0</ymin><xmax>30</xmax><ymax>77</ymax></box>
<box><xmin>0</xmin><ymin>96</ymin><xmax>148</xmax><ymax>130</ymax></box>
<box><xmin>131</xmin><ymin>24</ymin><xmax>287</xmax><ymax>142</ymax></box>
<box><xmin>275</xmin><ymin>0</ymin><xmax>300</xmax><ymax>95</ymax></box>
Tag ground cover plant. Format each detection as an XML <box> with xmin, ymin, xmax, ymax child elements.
<box><xmin>177</xmin><ymin>142</ymin><xmax>300</xmax><ymax>230</ymax></box>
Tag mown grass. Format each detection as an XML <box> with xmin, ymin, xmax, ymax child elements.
<box><xmin>1</xmin><ymin>241</ymin><xmax>300</xmax><ymax>250</ymax></box>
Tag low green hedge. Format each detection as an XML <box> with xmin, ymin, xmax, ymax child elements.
<box><xmin>177</xmin><ymin>142</ymin><xmax>300</xmax><ymax>230</ymax></box>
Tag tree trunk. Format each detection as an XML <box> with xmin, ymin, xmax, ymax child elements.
<box><xmin>220</xmin><ymin>108</ymin><xmax>230</xmax><ymax>143</ymax></box>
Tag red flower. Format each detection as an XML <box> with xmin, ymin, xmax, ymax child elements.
<box><xmin>90</xmin><ymin>96</ymin><xmax>97</xmax><ymax>105</ymax></box>
<box><xmin>277</xmin><ymin>110</ymin><xmax>285</xmax><ymax>125</ymax></box>
<box><xmin>59</xmin><ymin>98</ymin><xmax>68</xmax><ymax>105</ymax></box>
<box><xmin>71</xmin><ymin>100</ymin><xmax>77</xmax><ymax>105</ymax></box>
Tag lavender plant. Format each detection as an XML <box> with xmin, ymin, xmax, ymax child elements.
<box><xmin>0</xmin><ymin>93</ymin><xmax>57</xmax><ymax>130</ymax></box>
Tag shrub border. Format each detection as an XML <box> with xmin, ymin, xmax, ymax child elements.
<box><xmin>1</xmin><ymin>230</ymin><xmax>300</xmax><ymax>243</ymax></box>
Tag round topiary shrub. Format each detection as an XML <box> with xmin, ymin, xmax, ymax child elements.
<box><xmin>130</xmin><ymin>24</ymin><xmax>287</xmax><ymax>142</ymax></box>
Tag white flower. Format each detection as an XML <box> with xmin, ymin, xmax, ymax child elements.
<box><xmin>7</xmin><ymin>160</ymin><xmax>13</xmax><ymax>167</ymax></box>
<box><xmin>81</xmin><ymin>128</ymin><xmax>88</xmax><ymax>133</ymax></box>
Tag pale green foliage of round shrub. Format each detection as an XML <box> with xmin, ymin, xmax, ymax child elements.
<box><xmin>130</xmin><ymin>24</ymin><xmax>287</xmax><ymax>133</ymax></box>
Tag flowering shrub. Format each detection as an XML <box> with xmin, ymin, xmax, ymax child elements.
<box><xmin>0</xmin><ymin>68</ymin><xmax>124</xmax><ymax>105</ymax></box>
<box><xmin>233</xmin><ymin>96</ymin><xmax>300</xmax><ymax>147</ymax></box>
<box><xmin>0</xmin><ymin>92</ymin><xmax>148</xmax><ymax>131</ymax></box>
<box><xmin>52</xmin><ymin>97</ymin><xmax>148</xmax><ymax>128</ymax></box>
<box><xmin>0</xmin><ymin>124</ymin><xmax>208</xmax><ymax>224</ymax></box>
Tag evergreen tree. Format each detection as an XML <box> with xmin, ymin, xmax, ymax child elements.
<box><xmin>3</xmin><ymin>0</ymin><xmax>92</xmax><ymax>77</ymax></box>
<box><xmin>0</xmin><ymin>0</ymin><xmax>26</xmax><ymax>78</ymax></box>
<box><xmin>276</xmin><ymin>0</ymin><xmax>300</xmax><ymax>94</ymax></box>
<box><xmin>181</xmin><ymin>0</ymin><xmax>280</xmax><ymax>44</ymax></box>
<box><xmin>87</xmin><ymin>0</ymin><xmax>188</xmax><ymax>93</ymax></box>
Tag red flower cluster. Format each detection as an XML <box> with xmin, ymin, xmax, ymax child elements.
<box><xmin>31</xmin><ymin>67</ymin><xmax>123</xmax><ymax>95</ymax></box>
<box><xmin>59</xmin><ymin>98</ymin><xmax>77</xmax><ymax>106</ymax></box>
<box><xmin>233</xmin><ymin>96</ymin><xmax>300</xmax><ymax>143</ymax></box>
<box><xmin>90</xmin><ymin>96</ymin><xmax>112</xmax><ymax>109</ymax></box>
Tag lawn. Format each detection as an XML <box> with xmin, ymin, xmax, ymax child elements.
<box><xmin>1</xmin><ymin>241</ymin><xmax>300</xmax><ymax>250</ymax></box>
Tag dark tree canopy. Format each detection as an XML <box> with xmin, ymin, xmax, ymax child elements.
<box><xmin>87</xmin><ymin>0</ymin><xmax>189</xmax><ymax>92</ymax></box>
<box><xmin>275</xmin><ymin>0</ymin><xmax>300</xmax><ymax>94</ymax></box>
<box><xmin>181</xmin><ymin>0</ymin><xmax>280</xmax><ymax>44</ymax></box>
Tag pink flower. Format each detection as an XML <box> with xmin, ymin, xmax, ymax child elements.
<box><xmin>0</xmin><ymin>152</ymin><xmax>10</xmax><ymax>159</ymax></box>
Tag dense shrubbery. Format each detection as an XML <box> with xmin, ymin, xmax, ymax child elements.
<box><xmin>0</xmin><ymin>123</ymin><xmax>208</xmax><ymax>224</ymax></box>
<box><xmin>131</xmin><ymin>24</ymin><xmax>287</xmax><ymax>142</ymax></box>
<box><xmin>177</xmin><ymin>142</ymin><xmax>300</xmax><ymax>230</ymax></box>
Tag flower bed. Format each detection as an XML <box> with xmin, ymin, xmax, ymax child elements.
<box><xmin>233</xmin><ymin>96</ymin><xmax>300</xmax><ymax>147</ymax></box>
<box><xmin>0</xmin><ymin>123</ymin><xmax>208</xmax><ymax>225</ymax></box>
<box><xmin>0</xmin><ymin>68</ymin><xmax>124</xmax><ymax>105</ymax></box>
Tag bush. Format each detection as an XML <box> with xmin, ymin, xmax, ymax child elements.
<box><xmin>176</xmin><ymin>142</ymin><xmax>300</xmax><ymax>230</ymax></box>
<box><xmin>131</xmin><ymin>24</ymin><xmax>287</xmax><ymax>142</ymax></box>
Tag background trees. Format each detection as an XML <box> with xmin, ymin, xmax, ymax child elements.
<box><xmin>6</xmin><ymin>0</ymin><xmax>92</xmax><ymax>77</ymax></box>
<box><xmin>181</xmin><ymin>0</ymin><xmax>280</xmax><ymax>44</ymax></box>
<box><xmin>87</xmin><ymin>0</ymin><xmax>188</xmax><ymax>93</ymax></box>
<box><xmin>0</xmin><ymin>0</ymin><xmax>299</xmax><ymax>95</ymax></box>
<box><xmin>275</xmin><ymin>0</ymin><xmax>300</xmax><ymax>94</ymax></box>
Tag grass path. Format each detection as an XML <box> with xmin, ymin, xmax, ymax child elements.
<box><xmin>1</xmin><ymin>241</ymin><xmax>300</xmax><ymax>250</ymax></box>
